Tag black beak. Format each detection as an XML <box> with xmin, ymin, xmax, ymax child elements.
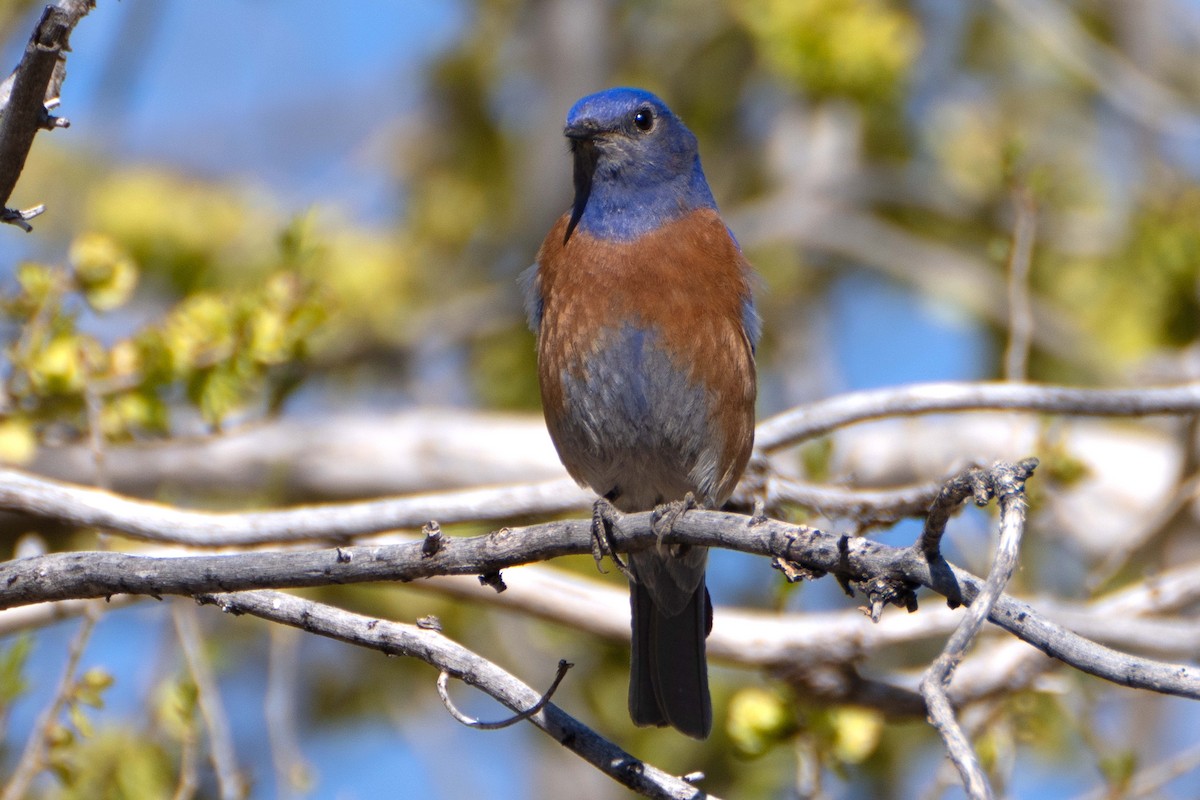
<box><xmin>564</xmin><ymin>122</ymin><xmax>601</xmax><ymax>244</ymax></box>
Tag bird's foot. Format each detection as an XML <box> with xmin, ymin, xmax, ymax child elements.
<box><xmin>651</xmin><ymin>492</ymin><xmax>697</xmax><ymax>553</ymax></box>
<box><xmin>591</xmin><ymin>497</ymin><xmax>634</xmax><ymax>580</ymax></box>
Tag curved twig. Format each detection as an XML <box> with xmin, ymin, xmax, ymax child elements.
<box><xmin>916</xmin><ymin>459</ymin><xmax>1038</xmax><ymax>558</ymax></box>
<box><xmin>918</xmin><ymin>462</ymin><xmax>1034</xmax><ymax>800</ymax></box>
<box><xmin>437</xmin><ymin>659</ymin><xmax>573</xmax><ymax>730</ymax></box>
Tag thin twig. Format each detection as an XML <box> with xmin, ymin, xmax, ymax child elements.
<box><xmin>265</xmin><ymin>625</ymin><xmax>310</xmax><ymax>799</ymax></box>
<box><xmin>172</xmin><ymin>601</ymin><xmax>247</xmax><ymax>800</ymax></box>
<box><xmin>0</xmin><ymin>601</ymin><xmax>101</xmax><ymax>800</ymax></box>
<box><xmin>764</xmin><ymin>475</ymin><xmax>944</xmax><ymax>524</ymax></box>
<box><xmin>198</xmin><ymin>590</ymin><xmax>714</xmax><ymax>800</ymax></box>
<box><xmin>170</xmin><ymin>718</ymin><xmax>199</xmax><ymax>800</ymax></box>
<box><xmin>1003</xmin><ymin>187</ymin><xmax>1037</xmax><ymax>381</ymax></box>
<box><xmin>1073</xmin><ymin>740</ymin><xmax>1200</xmax><ymax>800</ymax></box>
<box><xmin>917</xmin><ymin>464</ymin><xmax>996</xmax><ymax>559</ymax></box>
<box><xmin>83</xmin><ymin>378</ymin><xmax>109</xmax><ymax>492</ymax></box>
<box><xmin>437</xmin><ymin>659</ymin><xmax>573</xmax><ymax>730</ymax></box>
<box><xmin>918</xmin><ymin>462</ymin><xmax>1034</xmax><ymax>800</ymax></box>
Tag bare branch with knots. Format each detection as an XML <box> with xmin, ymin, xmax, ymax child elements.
<box><xmin>1</xmin><ymin>461</ymin><xmax>1197</xmax><ymax>710</ymax></box>
<box><xmin>199</xmin><ymin>590</ymin><xmax>712</xmax><ymax>800</ymax></box>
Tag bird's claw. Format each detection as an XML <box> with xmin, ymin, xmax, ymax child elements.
<box><xmin>591</xmin><ymin>497</ymin><xmax>634</xmax><ymax>580</ymax></box>
<box><xmin>651</xmin><ymin>492</ymin><xmax>697</xmax><ymax>553</ymax></box>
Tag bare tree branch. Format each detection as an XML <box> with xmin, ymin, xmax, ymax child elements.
<box><xmin>0</xmin><ymin>467</ymin><xmax>589</xmax><ymax>546</ymax></box>
<box><xmin>415</xmin><ymin>561</ymin><xmax>1200</xmax><ymax>676</ymax></box>
<box><xmin>761</xmin><ymin>474</ymin><xmax>943</xmax><ymax>524</ymax></box>
<box><xmin>7</xmin><ymin>379</ymin><xmax>1186</xmax><ymax>583</ymax></box>
<box><xmin>197</xmin><ymin>590</ymin><xmax>715</xmax><ymax>800</ymax></box>
<box><xmin>756</xmin><ymin>381</ymin><xmax>1200</xmax><ymax>452</ymax></box>
<box><xmin>29</xmin><ymin>408</ymin><xmax>571</xmax><ymax>500</ymax></box>
<box><xmin>0</xmin><ymin>0</ymin><xmax>94</xmax><ymax>230</ymax></box>
<box><xmin>2</xmin><ymin>479</ymin><xmax>1198</xmax><ymax>704</ymax></box>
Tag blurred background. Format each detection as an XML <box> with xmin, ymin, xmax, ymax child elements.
<box><xmin>2</xmin><ymin>0</ymin><xmax>1200</xmax><ymax>798</ymax></box>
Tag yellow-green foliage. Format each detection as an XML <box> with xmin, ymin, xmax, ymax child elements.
<box><xmin>727</xmin><ymin>685</ymin><xmax>796</xmax><ymax>756</ymax></box>
<box><xmin>69</xmin><ymin>233</ymin><xmax>139</xmax><ymax>312</ymax></box>
<box><xmin>732</xmin><ymin>0</ymin><xmax>919</xmax><ymax>102</ymax></box>
<box><xmin>1</xmin><ymin>224</ymin><xmax>329</xmax><ymax>452</ymax></box>
<box><xmin>85</xmin><ymin>169</ymin><xmax>271</xmax><ymax>294</ymax></box>
<box><xmin>0</xmin><ymin>635</ymin><xmax>32</xmax><ymax>709</ymax></box>
<box><xmin>46</xmin><ymin>727</ymin><xmax>177</xmax><ymax>800</ymax></box>
<box><xmin>86</xmin><ymin>172</ymin><xmax>418</xmax><ymax>347</ymax></box>
<box><xmin>1041</xmin><ymin>187</ymin><xmax>1200</xmax><ymax>360</ymax></box>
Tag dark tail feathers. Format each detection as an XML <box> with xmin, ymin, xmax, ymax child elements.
<box><xmin>628</xmin><ymin>576</ymin><xmax>713</xmax><ymax>739</ymax></box>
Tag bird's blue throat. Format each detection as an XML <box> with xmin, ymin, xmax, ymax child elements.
<box><xmin>566</xmin><ymin>146</ymin><xmax>717</xmax><ymax>242</ymax></box>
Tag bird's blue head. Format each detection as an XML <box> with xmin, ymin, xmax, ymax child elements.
<box><xmin>562</xmin><ymin>87</ymin><xmax>717</xmax><ymax>243</ymax></box>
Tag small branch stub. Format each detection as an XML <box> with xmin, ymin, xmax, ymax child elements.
<box><xmin>478</xmin><ymin>571</ymin><xmax>507</xmax><ymax>593</ymax></box>
<box><xmin>421</xmin><ymin>520</ymin><xmax>444</xmax><ymax>557</ymax></box>
<box><xmin>771</xmin><ymin>557</ymin><xmax>823</xmax><ymax>583</ymax></box>
<box><xmin>0</xmin><ymin>204</ymin><xmax>44</xmax><ymax>231</ymax></box>
<box><xmin>853</xmin><ymin>576</ymin><xmax>919</xmax><ymax>621</ymax></box>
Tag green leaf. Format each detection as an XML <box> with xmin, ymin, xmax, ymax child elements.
<box><xmin>0</xmin><ymin>634</ymin><xmax>32</xmax><ymax>705</ymax></box>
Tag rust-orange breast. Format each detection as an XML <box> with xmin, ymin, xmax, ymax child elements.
<box><xmin>530</xmin><ymin>208</ymin><xmax>757</xmax><ymax>507</ymax></box>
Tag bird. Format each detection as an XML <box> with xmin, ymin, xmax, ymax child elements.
<box><xmin>522</xmin><ymin>87</ymin><xmax>759</xmax><ymax>739</ymax></box>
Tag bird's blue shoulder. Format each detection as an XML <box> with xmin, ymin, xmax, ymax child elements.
<box><xmin>519</xmin><ymin>262</ymin><xmax>542</xmax><ymax>332</ymax></box>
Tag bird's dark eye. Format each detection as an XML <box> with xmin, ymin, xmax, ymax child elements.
<box><xmin>633</xmin><ymin>107</ymin><xmax>654</xmax><ymax>132</ymax></box>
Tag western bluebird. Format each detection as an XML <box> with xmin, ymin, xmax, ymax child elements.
<box><xmin>523</xmin><ymin>87</ymin><xmax>758</xmax><ymax>739</ymax></box>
